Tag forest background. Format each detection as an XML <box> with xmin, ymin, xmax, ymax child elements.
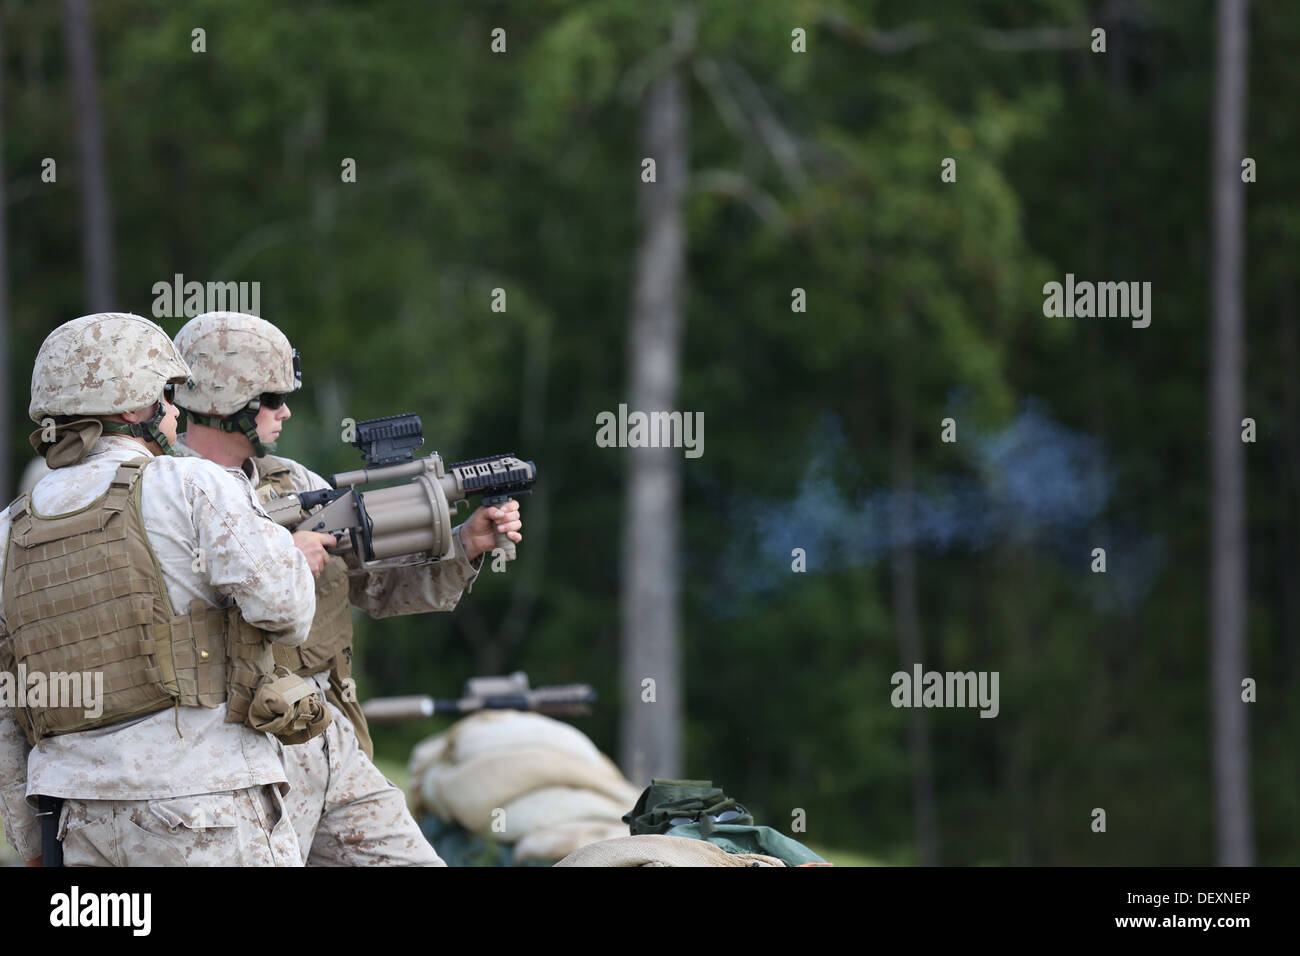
<box><xmin>1</xmin><ymin>0</ymin><xmax>1290</xmax><ymax>865</ymax></box>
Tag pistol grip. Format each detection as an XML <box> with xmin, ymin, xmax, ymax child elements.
<box><xmin>494</xmin><ymin>530</ymin><xmax>516</xmax><ymax>561</ymax></box>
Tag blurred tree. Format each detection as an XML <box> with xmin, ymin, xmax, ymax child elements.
<box><xmin>61</xmin><ymin>0</ymin><xmax>114</xmax><ymax>310</ymax></box>
<box><xmin>619</xmin><ymin>8</ymin><xmax>693</xmax><ymax>783</ymax></box>
<box><xmin>1209</xmin><ymin>0</ymin><xmax>1252</xmax><ymax>867</ymax></box>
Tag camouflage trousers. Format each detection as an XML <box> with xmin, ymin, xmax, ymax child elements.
<box><xmin>278</xmin><ymin>703</ymin><xmax>443</xmax><ymax>866</ymax></box>
<box><xmin>57</xmin><ymin>785</ymin><xmax>301</xmax><ymax>866</ymax></box>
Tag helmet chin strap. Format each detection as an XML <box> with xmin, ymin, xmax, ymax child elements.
<box><xmin>100</xmin><ymin>402</ymin><xmax>175</xmax><ymax>454</ymax></box>
<box><xmin>186</xmin><ymin>403</ymin><xmax>276</xmax><ymax>457</ymax></box>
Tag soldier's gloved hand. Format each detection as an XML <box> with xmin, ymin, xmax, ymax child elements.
<box><xmin>460</xmin><ymin>499</ymin><xmax>523</xmax><ymax>562</ymax></box>
<box><xmin>291</xmin><ymin>531</ymin><xmax>339</xmax><ymax>577</ymax></box>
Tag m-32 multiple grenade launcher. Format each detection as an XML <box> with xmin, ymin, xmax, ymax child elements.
<box><xmin>263</xmin><ymin>414</ymin><xmax>537</xmax><ymax>566</ymax></box>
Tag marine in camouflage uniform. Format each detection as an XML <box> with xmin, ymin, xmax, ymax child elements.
<box><xmin>0</xmin><ymin>313</ymin><xmax>317</xmax><ymax>866</ymax></box>
<box><xmin>172</xmin><ymin>312</ymin><xmax>523</xmax><ymax>866</ymax></box>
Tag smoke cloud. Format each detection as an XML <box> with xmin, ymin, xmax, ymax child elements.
<box><xmin>713</xmin><ymin>401</ymin><xmax>1163</xmax><ymax>613</ymax></box>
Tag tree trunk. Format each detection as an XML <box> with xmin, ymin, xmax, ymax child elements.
<box><xmin>619</xmin><ymin>18</ymin><xmax>691</xmax><ymax>785</ymax></box>
<box><xmin>1209</xmin><ymin>0</ymin><xmax>1253</xmax><ymax>867</ymax></box>
<box><xmin>891</xmin><ymin>394</ymin><xmax>940</xmax><ymax>865</ymax></box>
<box><xmin>1275</xmin><ymin>277</ymin><xmax>1299</xmax><ymax>686</ymax></box>
<box><xmin>62</xmin><ymin>0</ymin><xmax>115</xmax><ymax>311</ymax></box>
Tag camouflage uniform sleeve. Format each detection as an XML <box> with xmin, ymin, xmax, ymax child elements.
<box><xmin>0</xmin><ymin>700</ymin><xmax>38</xmax><ymax>860</ymax></box>
<box><xmin>0</xmin><ymin>509</ymin><xmax>39</xmax><ymax>861</ymax></box>
<box><xmin>345</xmin><ymin>524</ymin><xmax>483</xmax><ymax>618</ymax></box>
<box><xmin>185</xmin><ymin>462</ymin><xmax>315</xmax><ymax>646</ymax></box>
<box><xmin>287</xmin><ymin>458</ymin><xmax>483</xmax><ymax>618</ymax></box>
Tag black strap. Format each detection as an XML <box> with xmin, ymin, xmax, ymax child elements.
<box><xmin>37</xmin><ymin>795</ymin><xmax>64</xmax><ymax>867</ymax></box>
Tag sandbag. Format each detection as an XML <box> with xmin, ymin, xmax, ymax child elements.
<box><xmin>555</xmin><ymin>835</ymin><xmax>785</xmax><ymax>868</ymax></box>
<box><xmin>419</xmin><ymin>757</ymin><xmax>458</xmax><ymax>823</ymax></box>
<box><xmin>443</xmin><ymin>710</ymin><xmax>607</xmax><ymax>766</ymax></box>
<box><xmin>410</xmin><ymin>710</ymin><xmax>636</xmax><ymax>817</ymax></box>
<box><xmin>498</xmin><ymin>786</ymin><xmax>631</xmax><ymax>841</ymax></box>
<box><xmin>428</xmin><ymin>746</ymin><xmax>639</xmax><ymax>834</ymax></box>
<box><xmin>513</xmin><ymin>821</ymin><xmax>629</xmax><ymax>864</ymax></box>
<box><xmin>407</xmin><ymin>732</ymin><xmax>451</xmax><ymax>814</ymax></box>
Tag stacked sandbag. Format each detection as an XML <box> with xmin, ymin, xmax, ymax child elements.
<box><xmin>408</xmin><ymin>710</ymin><xmax>638</xmax><ymax>864</ymax></box>
<box><xmin>556</xmin><ymin>835</ymin><xmax>786</xmax><ymax>867</ymax></box>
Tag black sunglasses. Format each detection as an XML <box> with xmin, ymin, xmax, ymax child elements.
<box><xmin>262</xmin><ymin>350</ymin><xmax>300</xmax><ymax>409</ymax></box>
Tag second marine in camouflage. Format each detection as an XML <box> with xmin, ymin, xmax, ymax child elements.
<box><xmin>171</xmin><ymin>311</ymin><xmax>524</xmax><ymax>865</ymax></box>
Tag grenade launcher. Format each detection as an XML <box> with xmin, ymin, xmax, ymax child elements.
<box><xmin>263</xmin><ymin>414</ymin><xmax>536</xmax><ymax>566</ymax></box>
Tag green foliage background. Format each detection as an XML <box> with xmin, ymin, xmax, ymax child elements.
<box><xmin>3</xmin><ymin>0</ymin><xmax>1295</xmax><ymax>864</ymax></box>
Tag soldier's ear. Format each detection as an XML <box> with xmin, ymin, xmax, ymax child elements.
<box><xmin>119</xmin><ymin>404</ymin><xmax>159</xmax><ymax>424</ymax></box>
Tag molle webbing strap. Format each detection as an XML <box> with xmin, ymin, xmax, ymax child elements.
<box><xmin>169</xmin><ymin>600</ymin><xmax>231</xmax><ymax>707</ymax></box>
<box><xmin>223</xmin><ymin>610</ymin><xmax>276</xmax><ymax>728</ymax></box>
<box><xmin>326</xmin><ymin>652</ymin><xmax>374</xmax><ymax>759</ymax></box>
<box><xmin>5</xmin><ymin>493</ymin><xmax>29</xmax><ymax>527</ymax></box>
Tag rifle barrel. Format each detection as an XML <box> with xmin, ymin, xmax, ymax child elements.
<box><xmin>360</xmin><ymin>695</ymin><xmax>436</xmax><ymax>722</ymax></box>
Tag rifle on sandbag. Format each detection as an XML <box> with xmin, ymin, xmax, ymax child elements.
<box><xmin>361</xmin><ymin>672</ymin><xmax>596</xmax><ymax>723</ymax></box>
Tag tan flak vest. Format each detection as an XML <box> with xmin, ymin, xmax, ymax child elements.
<box><xmin>1</xmin><ymin>458</ymin><xmax>329</xmax><ymax>746</ymax></box>
<box><xmin>0</xmin><ymin>460</ymin><xmax>269</xmax><ymax>743</ymax></box>
<box><xmin>254</xmin><ymin>457</ymin><xmax>374</xmax><ymax>757</ymax></box>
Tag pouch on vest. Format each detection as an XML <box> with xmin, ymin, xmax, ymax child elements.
<box><xmin>247</xmin><ymin>666</ymin><xmax>332</xmax><ymax>744</ymax></box>
<box><xmin>223</xmin><ymin>611</ymin><xmax>328</xmax><ymax>744</ymax></box>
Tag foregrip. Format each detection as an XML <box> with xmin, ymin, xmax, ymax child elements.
<box><xmin>445</xmin><ymin>454</ymin><xmax>537</xmax><ymax>563</ymax></box>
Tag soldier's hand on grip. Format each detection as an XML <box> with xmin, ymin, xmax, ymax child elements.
<box><xmin>461</xmin><ymin>499</ymin><xmax>523</xmax><ymax>562</ymax></box>
<box><xmin>291</xmin><ymin>531</ymin><xmax>339</xmax><ymax>577</ymax></box>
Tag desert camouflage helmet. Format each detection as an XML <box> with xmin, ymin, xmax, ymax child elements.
<box><xmin>29</xmin><ymin>312</ymin><xmax>190</xmax><ymax>421</ymax></box>
<box><xmin>28</xmin><ymin>313</ymin><xmax>190</xmax><ymax>462</ymax></box>
<box><xmin>173</xmin><ymin>311</ymin><xmax>301</xmax><ymax>416</ymax></box>
<box><xmin>173</xmin><ymin>311</ymin><xmax>301</xmax><ymax>456</ymax></box>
